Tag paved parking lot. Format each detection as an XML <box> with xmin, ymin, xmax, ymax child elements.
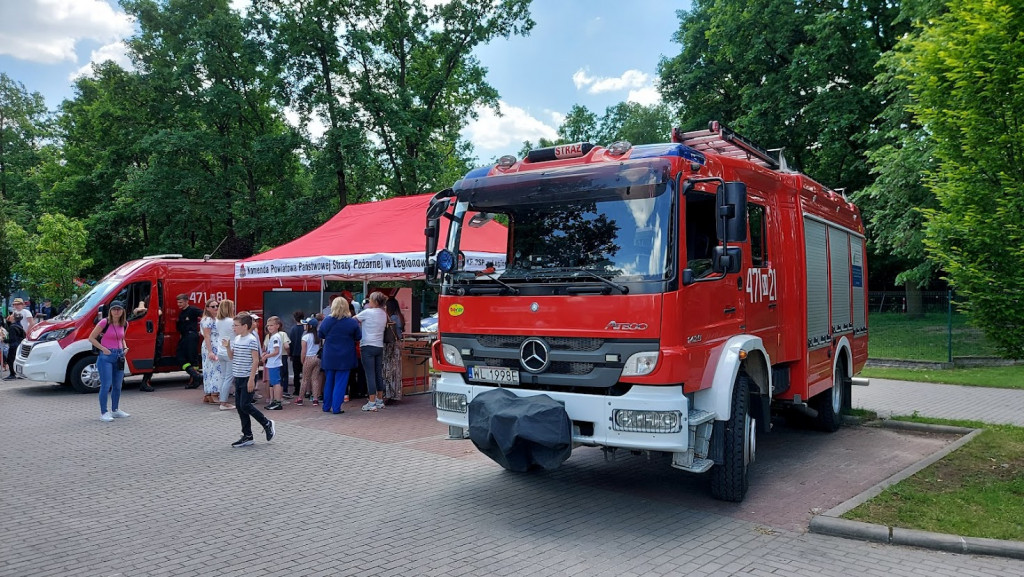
<box><xmin>2</xmin><ymin>377</ymin><xmax>1021</xmax><ymax>576</ymax></box>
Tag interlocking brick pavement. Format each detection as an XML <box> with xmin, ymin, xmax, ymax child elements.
<box><xmin>854</xmin><ymin>378</ymin><xmax>1024</xmax><ymax>425</ymax></box>
<box><xmin>1</xmin><ymin>377</ymin><xmax>1021</xmax><ymax>576</ymax></box>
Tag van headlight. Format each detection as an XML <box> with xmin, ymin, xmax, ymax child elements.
<box><xmin>621</xmin><ymin>352</ymin><xmax>658</xmax><ymax>376</ymax></box>
<box><xmin>36</xmin><ymin>328</ymin><xmax>73</xmax><ymax>343</ymax></box>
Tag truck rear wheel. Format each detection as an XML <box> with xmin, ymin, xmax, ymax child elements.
<box><xmin>811</xmin><ymin>362</ymin><xmax>846</xmax><ymax>432</ymax></box>
<box><xmin>69</xmin><ymin>356</ymin><xmax>101</xmax><ymax>394</ymax></box>
<box><xmin>710</xmin><ymin>373</ymin><xmax>754</xmax><ymax>502</ymax></box>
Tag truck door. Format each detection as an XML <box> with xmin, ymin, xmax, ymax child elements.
<box><xmin>110</xmin><ymin>280</ymin><xmax>157</xmax><ymax>372</ymax></box>
<box><xmin>681</xmin><ymin>190</ymin><xmax>744</xmax><ymax>353</ymax></box>
<box><xmin>743</xmin><ymin>201</ymin><xmax>779</xmax><ymax>360</ymax></box>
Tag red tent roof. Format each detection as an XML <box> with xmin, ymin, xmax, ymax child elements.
<box><xmin>236</xmin><ymin>194</ymin><xmax>507</xmax><ymax>280</ymax></box>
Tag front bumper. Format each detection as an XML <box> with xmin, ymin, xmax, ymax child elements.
<box><xmin>434</xmin><ymin>373</ymin><xmax>691</xmax><ymax>453</ymax></box>
<box><xmin>15</xmin><ymin>340</ymin><xmax>73</xmax><ymax>383</ymax></box>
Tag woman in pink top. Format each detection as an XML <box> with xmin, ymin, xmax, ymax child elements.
<box><xmin>88</xmin><ymin>301</ymin><xmax>130</xmax><ymax>422</ymax></box>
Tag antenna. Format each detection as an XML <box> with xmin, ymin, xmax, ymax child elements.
<box><xmin>204</xmin><ymin>236</ymin><xmax>229</xmax><ymax>262</ymax></box>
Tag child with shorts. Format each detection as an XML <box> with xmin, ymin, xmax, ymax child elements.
<box><xmin>226</xmin><ymin>312</ymin><xmax>275</xmax><ymax>447</ymax></box>
<box><xmin>261</xmin><ymin>316</ymin><xmax>285</xmax><ymax>410</ymax></box>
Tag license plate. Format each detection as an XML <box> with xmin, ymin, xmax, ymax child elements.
<box><xmin>468</xmin><ymin>365</ymin><xmax>519</xmax><ymax>385</ymax></box>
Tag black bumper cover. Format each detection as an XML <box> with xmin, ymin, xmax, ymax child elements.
<box><xmin>468</xmin><ymin>388</ymin><xmax>572</xmax><ymax>472</ymax></box>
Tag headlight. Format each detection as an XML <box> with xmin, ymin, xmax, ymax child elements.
<box><xmin>36</xmin><ymin>328</ymin><xmax>74</xmax><ymax>343</ymax></box>
<box><xmin>435</xmin><ymin>392</ymin><xmax>468</xmax><ymax>413</ymax></box>
<box><xmin>612</xmin><ymin>409</ymin><xmax>682</xmax><ymax>433</ymax></box>
<box><xmin>441</xmin><ymin>343</ymin><xmax>464</xmax><ymax>367</ymax></box>
<box><xmin>621</xmin><ymin>351</ymin><xmax>658</xmax><ymax>376</ymax></box>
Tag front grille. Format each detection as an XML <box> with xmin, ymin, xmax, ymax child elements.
<box><xmin>19</xmin><ymin>343</ymin><xmax>33</xmax><ymax>359</ymax></box>
<box><xmin>477</xmin><ymin>335</ymin><xmax>604</xmax><ymax>352</ymax></box>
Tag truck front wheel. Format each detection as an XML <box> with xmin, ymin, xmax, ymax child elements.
<box><xmin>69</xmin><ymin>356</ymin><xmax>101</xmax><ymax>393</ymax></box>
<box><xmin>710</xmin><ymin>373</ymin><xmax>754</xmax><ymax>502</ymax></box>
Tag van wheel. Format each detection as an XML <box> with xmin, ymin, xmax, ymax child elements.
<box><xmin>69</xmin><ymin>356</ymin><xmax>101</xmax><ymax>393</ymax></box>
<box><xmin>811</xmin><ymin>362</ymin><xmax>846</xmax><ymax>432</ymax></box>
<box><xmin>710</xmin><ymin>373</ymin><xmax>754</xmax><ymax>502</ymax></box>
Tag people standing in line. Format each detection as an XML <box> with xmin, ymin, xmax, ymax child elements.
<box><xmin>296</xmin><ymin>317</ymin><xmax>324</xmax><ymax>405</ymax></box>
<box><xmin>383</xmin><ymin>297</ymin><xmax>404</xmax><ymax>404</ymax></box>
<box><xmin>200</xmin><ymin>299</ymin><xmax>221</xmax><ymax>404</ymax></box>
<box><xmin>261</xmin><ymin>316</ymin><xmax>286</xmax><ymax>410</ymax></box>
<box><xmin>175</xmin><ymin>294</ymin><xmax>204</xmax><ymax>389</ymax></box>
<box><xmin>214</xmin><ymin>300</ymin><xmax>236</xmax><ymax>411</ymax></box>
<box><xmin>287</xmin><ymin>311</ymin><xmax>305</xmax><ymax>398</ymax></box>
<box><xmin>318</xmin><ymin>297</ymin><xmax>361</xmax><ymax>414</ymax></box>
<box><xmin>4</xmin><ymin>298</ymin><xmax>33</xmax><ymax>380</ymax></box>
<box><xmin>88</xmin><ymin>301</ymin><xmax>130</xmax><ymax>422</ymax></box>
<box><xmin>226</xmin><ymin>312</ymin><xmax>275</xmax><ymax>447</ymax></box>
<box><xmin>40</xmin><ymin>299</ymin><xmax>55</xmax><ymax>319</ymax></box>
<box><xmin>354</xmin><ymin>291</ymin><xmax>388</xmax><ymax>411</ymax></box>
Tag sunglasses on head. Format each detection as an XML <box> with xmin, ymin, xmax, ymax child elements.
<box><xmin>208</xmin><ymin>303</ymin><xmax>218</xmax><ymax>308</ymax></box>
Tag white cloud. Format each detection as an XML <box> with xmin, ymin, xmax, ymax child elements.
<box><xmin>0</xmin><ymin>0</ymin><xmax>134</xmax><ymax>64</ymax></box>
<box><xmin>68</xmin><ymin>40</ymin><xmax>133</xmax><ymax>80</ymax></box>
<box><xmin>627</xmin><ymin>85</ymin><xmax>661</xmax><ymax>106</ymax></box>
<box><xmin>572</xmin><ymin>68</ymin><xmax>649</xmax><ymax>94</ymax></box>
<box><xmin>462</xmin><ymin>100</ymin><xmax>558</xmax><ymax>158</ymax></box>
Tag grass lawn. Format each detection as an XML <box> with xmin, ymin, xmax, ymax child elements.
<box><xmin>860</xmin><ymin>365</ymin><xmax>1024</xmax><ymax>390</ymax></box>
<box><xmin>868</xmin><ymin>312</ymin><xmax>1000</xmax><ymax>361</ymax></box>
<box><xmin>843</xmin><ymin>418</ymin><xmax>1024</xmax><ymax>541</ymax></box>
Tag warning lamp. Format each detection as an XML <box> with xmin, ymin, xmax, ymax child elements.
<box><xmin>436</xmin><ymin>249</ymin><xmax>456</xmax><ymax>273</ymax></box>
<box><xmin>496</xmin><ymin>155</ymin><xmax>516</xmax><ymax>169</ymax></box>
<box><xmin>607</xmin><ymin>140</ymin><xmax>632</xmax><ymax>156</ymax></box>
<box><xmin>527</xmin><ymin>142</ymin><xmax>594</xmax><ymax>163</ymax></box>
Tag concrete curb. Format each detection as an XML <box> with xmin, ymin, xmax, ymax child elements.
<box><xmin>809</xmin><ymin>421</ymin><xmax>1024</xmax><ymax>560</ymax></box>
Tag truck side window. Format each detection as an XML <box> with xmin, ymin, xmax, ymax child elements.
<box><xmin>685</xmin><ymin>191</ymin><xmax>719</xmax><ymax>278</ymax></box>
<box><xmin>749</xmin><ymin>203</ymin><xmax>767</xmax><ymax>268</ymax></box>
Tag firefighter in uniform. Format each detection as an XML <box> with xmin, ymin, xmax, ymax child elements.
<box><xmin>175</xmin><ymin>294</ymin><xmax>204</xmax><ymax>388</ymax></box>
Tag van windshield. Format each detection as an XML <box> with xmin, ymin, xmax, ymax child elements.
<box><xmin>57</xmin><ymin>279</ymin><xmax>119</xmax><ymax>320</ymax></box>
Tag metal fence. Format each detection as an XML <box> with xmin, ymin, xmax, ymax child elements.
<box><xmin>866</xmin><ymin>291</ymin><xmax>1003</xmax><ymax>364</ymax></box>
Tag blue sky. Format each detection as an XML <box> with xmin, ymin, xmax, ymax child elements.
<box><xmin>0</xmin><ymin>0</ymin><xmax>688</xmax><ymax>162</ymax></box>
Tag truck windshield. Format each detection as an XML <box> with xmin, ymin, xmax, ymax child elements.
<box><xmin>461</xmin><ymin>181</ymin><xmax>673</xmax><ymax>284</ymax></box>
<box><xmin>57</xmin><ymin>279</ymin><xmax>119</xmax><ymax>320</ymax></box>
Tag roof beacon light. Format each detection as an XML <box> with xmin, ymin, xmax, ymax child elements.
<box><xmin>526</xmin><ymin>142</ymin><xmax>594</xmax><ymax>163</ymax></box>
<box><xmin>497</xmin><ymin>155</ymin><xmax>517</xmax><ymax>169</ymax></box>
<box><xmin>607</xmin><ymin>140</ymin><xmax>632</xmax><ymax>156</ymax></box>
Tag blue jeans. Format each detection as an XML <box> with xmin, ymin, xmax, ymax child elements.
<box><xmin>322</xmin><ymin>369</ymin><xmax>350</xmax><ymax>414</ymax></box>
<box><xmin>360</xmin><ymin>345</ymin><xmax>384</xmax><ymax>397</ymax></box>
<box><xmin>97</xmin><ymin>349</ymin><xmax>125</xmax><ymax>414</ymax></box>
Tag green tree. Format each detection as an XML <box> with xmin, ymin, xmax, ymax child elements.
<box><xmin>341</xmin><ymin>0</ymin><xmax>534</xmax><ymax>196</ymax></box>
<box><xmin>901</xmin><ymin>0</ymin><xmax>1024</xmax><ymax>357</ymax></box>
<box><xmin>658</xmin><ymin>0</ymin><xmax>909</xmax><ymax>193</ymax></box>
<box><xmin>595</xmin><ymin>102</ymin><xmax>675</xmax><ymax>145</ymax></box>
<box><xmin>14</xmin><ymin>214</ymin><xmax>93</xmax><ymax>301</ymax></box>
<box><xmin>0</xmin><ymin>73</ymin><xmax>50</xmax><ymax>218</ymax></box>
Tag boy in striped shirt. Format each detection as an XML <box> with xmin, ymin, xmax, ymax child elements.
<box><xmin>226</xmin><ymin>313</ymin><xmax>275</xmax><ymax>447</ymax></box>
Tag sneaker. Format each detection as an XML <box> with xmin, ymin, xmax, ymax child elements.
<box><xmin>111</xmin><ymin>409</ymin><xmax>130</xmax><ymax>418</ymax></box>
<box><xmin>264</xmin><ymin>420</ymin><xmax>276</xmax><ymax>442</ymax></box>
<box><xmin>344</xmin><ymin>395</ymin><xmax>350</xmax><ymax>402</ymax></box>
<box><xmin>264</xmin><ymin>401</ymin><xmax>276</xmax><ymax>410</ymax></box>
<box><xmin>283</xmin><ymin>393</ymin><xmax>293</xmax><ymax>400</ymax></box>
<box><xmin>267</xmin><ymin>402</ymin><xmax>283</xmax><ymax>411</ymax></box>
<box><xmin>375</xmin><ymin>399</ymin><xmax>385</xmax><ymax>409</ymax></box>
<box><xmin>219</xmin><ymin>404</ymin><xmax>235</xmax><ymax>411</ymax></box>
<box><xmin>294</xmin><ymin>398</ymin><xmax>303</xmax><ymax>406</ymax></box>
<box><xmin>100</xmin><ymin>412</ymin><xmax>114</xmax><ymax>422</ymax></box>
<box><xmin>311</xmin><ymin>398</ymin><xmax>319</xmax><ymax>406</ymax></box>
<box><xmin>231</xmin><ymin>436</ymin><xmax>254</xmax><ymax>448</ymax></box>
<box><xmin>360</xmin><ymin>401</ymin><xmax>378</xmax><ymax>412</ymax></box>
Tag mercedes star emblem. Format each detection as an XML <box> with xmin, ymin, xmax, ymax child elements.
<box><xmin>519</xmin><ymin>338</ymin><xmax>550</xmax><ymax>373</ymax></box>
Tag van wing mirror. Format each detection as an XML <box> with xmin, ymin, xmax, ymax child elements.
<box><xmin>716</xmin><ymin>181</ymin><xmax>748</xmax><ymax>243</ymax></box>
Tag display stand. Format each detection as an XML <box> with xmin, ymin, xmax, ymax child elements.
<box><xmin>400</xmin><ymin>333</ymin><xmax>435</xmax><ymax>395</ymax></box>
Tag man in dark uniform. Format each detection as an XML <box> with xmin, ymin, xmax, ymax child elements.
<box><xmin>175</xmin><ymin>294</ymin><xmax>204</xmax><ymax>388</ymax></box>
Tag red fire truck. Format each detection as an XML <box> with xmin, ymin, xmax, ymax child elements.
<box><xmin>15</xmin><ymin>256</ymin><xmax>318</xmax><ymax>393</ymax></box>
<box><xmin>425</xmin><ymin>122</ymin><xmax>868</xmax><ymax>501</ymax></box>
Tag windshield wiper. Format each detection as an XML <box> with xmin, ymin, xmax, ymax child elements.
<box><xmin>475</xmin><ymin>270</ymin><xmax>519</xmax><ymax>295</ymax></box>
<box><xmin>570</xmin><ymin>270</ymin><xmax>629</xmax><ymax>294</ymax></box>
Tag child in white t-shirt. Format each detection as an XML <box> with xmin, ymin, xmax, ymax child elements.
<box><xmin>261</xmin><ymin>316</ymin><xmax>286</xmax><ymax>410</ymax></box>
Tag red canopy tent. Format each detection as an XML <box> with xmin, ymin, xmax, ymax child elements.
<box><xmin>235</xmin><ymin>193</ymin><xmax>507</xmax><ymax>281</ymax></box>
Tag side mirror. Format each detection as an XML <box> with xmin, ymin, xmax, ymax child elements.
<box><xmin>712</xmin><ymin>246</ymin><xmax>743</xmax><ymax>274</ymax></box>
<box><xmin>716</xmin><ymin>181</ymin><xmax>748</xmax><ymax>242</ymax></box>
<box><xmin>467</xmin><ymin>212</ymin><xmax>493</xmax><ymax>228</ymax></box>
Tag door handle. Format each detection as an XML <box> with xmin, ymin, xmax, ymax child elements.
<box><xmin>146</xmin><ymin>320</ymin><xmax>154</xmax><ymax>333</ymax></box>
<box><xmin>723</xmin><ymin>307</ymin><xmax>736</xmax><ymax>314</ymax></box>
<box><xmin>768</xmin><ymin>303</ymin><xmax>777</xmax><ymax>309</ymax></box>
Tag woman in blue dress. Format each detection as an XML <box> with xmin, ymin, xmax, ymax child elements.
<box><xmin>318</xmin><ymin>297</ymin><xmax>361</xmax><ymax>414</ymax></box>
